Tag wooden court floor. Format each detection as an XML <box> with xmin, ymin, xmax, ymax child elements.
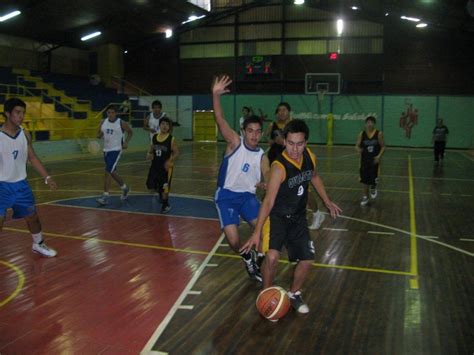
<box><xmin>0</xmin><ymin>143</ymin><xmax>473</xmax><ymax>354</ymax></box>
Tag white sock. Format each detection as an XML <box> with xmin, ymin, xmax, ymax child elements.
<box><xmin>313</xmin><ymin>210</ymin><xmax>319</xmax><ymax>217</ymax></box>
<box><xmin>103</xmin><ymin>192</ymin><xmax>109</xmax><ymax>196</ymax></box>
<box><xmin>121</xmin><ymin>184</ymin><xmax>127</xmax><ymax>190</ymax></box>
<box><xmin>32</xmin><ymin>232</ymin><xmax>43</xmax><ymax>244</ymax></box>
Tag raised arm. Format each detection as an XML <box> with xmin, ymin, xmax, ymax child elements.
<box><xmin>212</xmin><ymin>75</ymin><xmax>240</xmax><ymax>150</ymax></box>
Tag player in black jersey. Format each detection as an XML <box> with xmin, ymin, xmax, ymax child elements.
<box><xmin>242</xmin><ymin>119</ymin><xmax>341</xmax><ymax>314</ymax></box>
<box><xmin>355</xmin><ymin>116</ymin><xmax>385</xmax><ymax>206</ymax></box>
<box><xmin>146</xmin><ymin>117</ymin><xmax>179</xmax><ymax>213</ymax></box>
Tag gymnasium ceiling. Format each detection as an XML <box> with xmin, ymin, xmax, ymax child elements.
<box><xmin>0</xmin><ymin>0</ymin><xmax>472</xmax><ymax>50</ymax></box>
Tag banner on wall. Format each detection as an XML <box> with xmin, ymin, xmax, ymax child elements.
<box><xmin>293</xmin><ymin>112</ymin><xmax>378</xmax><ymax>121</ymax></box>
<box><xmin>398</xmin><ymin>99</ymin><xmax>419</xmax><ymax>139</ymax></box>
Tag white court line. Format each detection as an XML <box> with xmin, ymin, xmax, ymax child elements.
<box><xmin>140</xmin><ymin>233</ymin><xmax>225</xmax><ymax>355</ymax></box>
<box><xmin>323</xmin><ymin>228</ymin><xmax>349</xmax><ymax>232</ymax></box>
<box><xmin>367</xmin><ymin>231</ymin><xmax>395</xmax><ymax>236</ymax></box>
<box><xmin>219</xmin><ymin>243</ymin><xmax>229</xmax><ymax>247</ymax></box>
<box><xmin>460</xmin><ymin>238</ymin><xmax>474</xmax><ymax>242</ymax></box>
<box><xmin>188</xmin><ymin>291</ymin><xmax>202</xmax><ymax>295</ymax></box>
<box><xmin>420</xmin><ymin>236</ymin><xmax>439</xmax><ymax>239</ymax></box>
<box><xmin>177</xmin><ymin>305</ymin><xmax>194</xmax><ymax>310</ymax></box>
<box><xmin>206</xmin><ymin>264</ymin><xmax>219</xmax><ymax>267</ymax></box>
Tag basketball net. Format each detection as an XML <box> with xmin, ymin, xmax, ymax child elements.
<box><xmin>317</xmin><ymin>89</ymin><xmax>326</xmax><ymax>105</ymax></box>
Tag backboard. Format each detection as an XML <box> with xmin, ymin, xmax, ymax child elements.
<box><xmin>305</xmin><ymin>73</ymin><xmax>341</xmax><ymax>95</ymax></box>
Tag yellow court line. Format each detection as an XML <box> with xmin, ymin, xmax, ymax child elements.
<box><xmin>408</xmin><ymin>155</ymin><xmax>419</xmax><ymax>289</ymax></box>
<box><xmin>3</xmin><ymin>227</ymin><xmax>412</xmax><ymax>277</ymax></box>
<box><xmin>0</xmin><ymin>259</ymin><xmax>26</xmax><ymax>308</ymax></box>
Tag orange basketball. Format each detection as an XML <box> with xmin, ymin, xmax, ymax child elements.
<box><xmin>256</xmin><ymin>286</ymin><xmax>291</xmax><ymax>322</ymax></box>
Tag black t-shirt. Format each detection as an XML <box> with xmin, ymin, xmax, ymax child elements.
<box><xmin>359</xmin><ymin>130</ymin><xmax>381</xmax><ymax>162</ymax></box>
<box><xmin>151</xmin><ymin>133</ymin><xmax>173</xmax><ymax>166</ymax></box>
<box><xmin>433</xmin><ymin>126</ymin><xmax>449</xmax><ymax>142</ymax></box>
<box><xmin>271</xmin><ymin>148</ymin><xmax>316</xmax><ymax>217</ymax></box>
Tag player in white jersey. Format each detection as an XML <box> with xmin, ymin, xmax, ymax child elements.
<box><xmin>96</xmin><ymin>105</ymin><xmax>133</xmax><ymax>205</ymax></box>
<box><xmin>0</xmin><ymin>98</ymin><xmax>58</xmax><ymax>257</ymax></box>
<box><xmin>144</xmin><ymin>100</ymin><xmax>167</xmax><ymax>141</ymax></box>
<box><xmin>212</xmin><ymin>75</ymin><xmax>269</xmax><ymax>282</ymax></box>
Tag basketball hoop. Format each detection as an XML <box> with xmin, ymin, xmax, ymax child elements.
<box><xmin>317</xmin><ymin>88</ymin><xmax>327</xmax><ymax>105</ymax></box>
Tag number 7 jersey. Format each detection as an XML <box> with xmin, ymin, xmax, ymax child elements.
<box><xmin>0</xmin><ymin>128</ymin><xmax>28</xmax><ymax>182</ymax></box>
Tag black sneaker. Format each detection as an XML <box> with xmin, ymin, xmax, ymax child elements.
<box><xmin>256</xmin><ymin>253</ymin><xmax>265</xmax><ymax>268</ymax></box>
<box><xmin>240</xmin><ymin>250</ymin><xmax>262</xmax><ymax>282</ymax></box>
<box><xmin>288</xmin><ymin>290</ymin><xmax>309</xmax><ymax>314</ymax></box>
<box><xmin>161</xmin><ymin>204</ymin><xmax>171</xmax><ymax>213</ymax></box>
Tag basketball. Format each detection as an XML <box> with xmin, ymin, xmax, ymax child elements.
<box><xmin>87</xmin><ymin>140</ymin><xmax>101</xmax><ymax>155</ymax></box>
<box><xmin>256</xmin><ymin>286</ymin><xmax>291</xmax><ymax>322</ymax></box>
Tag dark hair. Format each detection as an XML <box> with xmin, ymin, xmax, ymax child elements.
<box><xmin>4</xmin><ymin>98</ymin><xmax>26</xmax><ymax>113</ymax></box>
<box><xmin>160</xmin><ymin>117</ymin><xmax>172</xmax><ymax>126</ymax></box>
<box><xmin>276</xmin><ymin>102</ymin><xmax>291</xmax><ymax>114</ymax></box>
<box><xmin>283</xmin><ymin>119</ymin><xmax>309</xmax><ymax>140</ymax></box>
<box><xmin>242</xmin><ymin>106</ymin><xmax>251</xmax><ymax>112</ymax></box>
<box><xmin>107</xmin><ymin>105</ymin><xmax>117</xmax><ymax>112</ymax></box>
<box><xmin>242</xmin><ymin>115</ymin><xmax>263</xmax><ymax>130</ymax></box>
<box><xmin>152</xmin><ymin>100</ymin><xmax>162</xmax><ymax>109</ymax></box>
<box><xmin>365</xmin><ymin>116</ymin><xmax>376</xmax><ymax>124</ymax></box>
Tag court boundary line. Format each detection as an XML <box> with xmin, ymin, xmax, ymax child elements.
<box><xmin>143</xmin><ymin>232</ymin><xmax>226</xmax><ymax>354</ymax></box>
<box><xmin>0</xmin><ymin>259</ymin><xmax>26</xmax><ymax>308</ymax></box>
<box><xmin>408</xmin><ymin>155</ymin><xmax>419</xmax><ymax>289</ymax></box>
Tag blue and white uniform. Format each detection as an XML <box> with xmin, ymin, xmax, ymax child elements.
<box><xmin>0</xmin><ymin>127</ymin><xmax>36</xmax><ymax>219</ymax></box>
<box><xmin>215</xmin><ymin>138</ymin><xmax>264</xmax><ymax>228</ymax></box>
<box><xmin>148</xmin><ymin>112</ymin><xmax>166</xmax><ymax>141</ymax></box>
<box><xmin>101</xmin><ymin>118</ymin><xmax>124</xmax><ymax>173</ymax></box>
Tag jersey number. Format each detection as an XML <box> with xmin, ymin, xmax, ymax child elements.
<box><xmin>12</xmin><ymin>150</ymin><xmax>19</xmax><ymax>160</ymax></box>
<box><xmin>242</xmin><ymin>163</ymin><xmax>250</xmax><ymax>172</ymax></box>
<box><xmin>106</xmin><ymin>129</ymin><xmax>114</xmax><ymax>134</ymax></box>
<box><xmin>367</xmin><ymin>146</ymin><xmax>374</xmax><ymax>153</ymax></box>
<box><xmin>155</xmin><ymin>150</ymin><xmax>162</xmax><ymax>157</ymax></box>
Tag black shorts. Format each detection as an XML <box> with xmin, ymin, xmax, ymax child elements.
<box><xmin>265</xmin><ymin>213</ymin><xmax>315</xmax><ymax>262</ymax></box>
<box><xmin>360</xmin><ymin>159</ymin><xmax>379</xmax><ymax>186</ymax></box>
<box><xmin>146</xmin><ymin>164</ymin><xmax>173</xmax><ymax>193</ymax></box>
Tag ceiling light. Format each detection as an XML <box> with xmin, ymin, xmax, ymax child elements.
<box><xmin>351</xmin><ymin>6</ymin><xmax>359</xmax><ymax>10</ymax></box>
<box><xmin>400</xmin><ymin>16</ymin><xmax>420</xmax><ymax>22</ymax></box>
<box><xmin>124</xmin><ymin>50</ymin><xmax>128</xmax><ymax>54</ymax></box>
<box><xmin>294</xmin><ymin>0</ymin><xmax>305</xmax><ymax>4</ymax></box>
<box><xmin>81</xmin><ymin>31</ymin><xmax>102</xmax><ymax>41</ymax></box>
<box><xmin>337</xmin><ymin>19</ymin><xmax>344</xmax><ymax>36</ymax></box>
<box><xmin>181</xmin><ymin>14</ymin><xmax>206</xmax><ymax>24</ymax></box>
<box><xmin>0</xmin><ymin>10</ymin><xmax>21</xmax><ymax>22</ymax></box>
<box><xmin>385</xmin><ymin>12</ymin><xmax>389</xmax><ymax>16</ymax></box>
<box><xmin>165</xmin><ymin>29</ymin><xmax>173</xmax><ymax>38</ymax></box>
<box><xmin>416</xmin><ymin>23</ymin><xmax>428</xmax><ymax>28</ymax></box>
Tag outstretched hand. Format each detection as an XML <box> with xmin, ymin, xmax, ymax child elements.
<box><xmin>239</xmin><ymin>233</ymin><xmax>261</xmax><ymax>254</ymax></box>
<box><xmin>212</xmin><ymin>75</ymin><xmax>232</xmax><ymax>96</ymax></box>
<box><xmin>325</xmin><ymin>200</ymin><xmax>342</xmax><ymax>218</ymax></box>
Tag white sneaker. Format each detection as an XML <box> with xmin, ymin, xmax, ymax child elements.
<box><xmin>121</xmin><ymin>185</ymin><xmax>130</xmax><ymax>200</ymax></box>
<box><xmin>370</xmin><ymin>187</ymin><xmax>378</xmax><ymax>199</ymax></box>
<box><xmin>309</xmin><ymin>210</ymin><xmax>325</xmax><ymax>230</ymax></box>
<box><xmin>96</xmin><ymin>195</ymin><xmax>109</xmax><ymax>205</ymax></box>
<box><xmin>288</xmin><ymin>290</ymin><xmax>309</xmax><ymax>314</ymax></box>
<box><xmin>32</xmin><ymin>242</ymin><xmax>57</xmax><ymax>257</ymax></box>
<box><xmin>360</xmin><ymin>196</ymin><xmax>369</xmax><ymax>206</ymax></box>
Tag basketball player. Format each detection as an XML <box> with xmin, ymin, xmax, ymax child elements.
<box><xmin>212</xmin><ymin>75</ymin><xmax>269</xmax><ymax>282</ymax></box>
<box><xmin>432</xmin><ymin>118</ymin><xmax>449</xmax><ymax>164</ymax></box>
<box><xmin>0</xmin><ymin>98</ymin><xmax>58</xmax><ymax>257</ymax></box>
<box><xmin>144</xmin><ymin>100</ymin><xmax>167</xmax><ymax>141</ymax></box>
<box><xmin>355</xmin><ymin>116</ymin><xmax>385</xmax><ymax>206</ymax></box>
<box><xmin>241</xmin><ymin>119</ymin><xmax>341</xmax><ymax>313</ymax></box>
<box><xmin>96</xmin><ymin>105</ymin><xmax>133</xmax><ymax>205</ymax></box>
<box><xmin>146</xmin><ymin>117</ymin><xmax>179</xmax><ymax>213</ymax></box>
<box><xmin>265</xmin><ymin>103</ymin><xmax>325</xmax><ymax>230</ymax></box>
<box><xmin>239</xmin><ymin>106</ymin><xmax>253</xmax><ymax>131</ymax></box>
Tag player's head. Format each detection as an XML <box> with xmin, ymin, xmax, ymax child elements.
<box><xmin>276</xmin><ymin>102</ymin><xmax>291</xmax><ymax>122</ymax></box>
<box><xmin>106</xmin><ymin>105</ymin><xmax>117</xmax><ymax>120</ymax></box>
<box><xmin>159</xmin><ymin>117</ymin><xmax>172</xmax><ymax>133</ymax></box>
<box><xmin>365</xmin><ymin>116</ymin><xmax>376</xmax><ymax>130</ymax></box>
<box><xmin>4</xmin><ymin>98</ymin><xmax>26</xmax><ymax>127</ymax></box>
<box><xmin>283</xmin><ymin>119</ymin><xmax>309</xmax><ymax>160</ymax></box>
<box><xmin>437</xmin><ymin>118</ymin><xmax>443</xmax><ymax>126</ymax></box>
<box><xmin>242</xmin><ymin>115</ymin><xmax>263</xmax><ymax>148</ymax></box>
<box><xmin>152</xmin><ymin>100</ymin><xmax>162</xmax><ymax>115</ymax></box>
<box><xmin>242</xmin><ymin>106</ymin><xmax>252</xmax><ymax>118</ymax></box>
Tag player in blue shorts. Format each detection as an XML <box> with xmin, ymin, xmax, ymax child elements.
<box><xmin>212</xmin><ymin>75</ymin><xmax>269</xmax><ymax>282</ymax></box>
<box><xmin>0</xmin><ymin>98</ymin><xmax>58</xmax><ymax>257</ymax></box>
<box><xmin>96</xmin><ymin>105</ymin><xmax>133</xmax><ymax>205</ymax></box>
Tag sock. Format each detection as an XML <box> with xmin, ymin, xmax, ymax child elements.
<box><xmin>121</xmin><ymin>184</ymin><xmax>127</xmax><ymax>190</ymax></box>
<box><xmin>103</xmin><ymin>192</ymin><xmax>109</xmax><ymax>197</ymax></box>
<box><xmin>257</xmin><ymin>252</ymin><xmax>264</xmax><ymax>258</ymax></box>
<box><xmin>313</xmin><ymin>210</ymin><xmax>319</xmax><ymax>217</ymax></box>
<box><xmin>32</xmin><ymin>232</ymin><xmax>43</xmax><ymax>244</ymax></box>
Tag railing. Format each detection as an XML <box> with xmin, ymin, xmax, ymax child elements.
<box><xmin>111</xmin><ymin>76</ymin><xmax>152</xmax><ymax>96</ymax></box>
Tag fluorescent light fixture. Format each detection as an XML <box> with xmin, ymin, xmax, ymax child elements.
<box><xmin>416</xmin><ymin>23</ymin><xmax>428</xmax><ymax>28</ymax></box>
<box><xmin>181</xmin><ymin>14</ymin><xmax>206</xmax><ymax>24</ymax></box>
<box><xmin>0</xmin><ymin>10</ymin><xmax>21</xmax><ymax>22</ymax></box>
<box><xmin>165</xmin><ymin>29</ymin><xmax>173</xmax><ymax>38</ymax></box>
<box><xmin>337</xmin><ymin>19</ymin><xmax>344</xmax><ymax>36</ymax></box>
<box><xmin>351</xmin><ymin>6</ymin><xmax>359</xmax><ymax>10</ymax></box>
<box><xmin>400</xmin><ymin>15</ymin><xmax>420</xmax><ymax>22</ymax></box>
<box><xmin>81</xmin><ymin>31</ymin><xmax>102</xmax><ymax>41</ymax></box>
<box><xmin>294</xmin><ymin>0</ymin><xmax>305</xmax><ymax>4</ymax></box>
<box><xmin>124</xmin><ymin>50</ymin><xmax>128</xmax><ymax>54</ymax></box>
<box><xmin>385</xmin><ymin>12</ymin><xmax>389</xmax><ymax>16</ymax></box>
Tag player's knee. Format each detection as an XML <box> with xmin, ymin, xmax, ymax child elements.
<box><xmin>265</xmin><ymin>251</ymin><xmax>279</xmax><ymax>268</ymax></box>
